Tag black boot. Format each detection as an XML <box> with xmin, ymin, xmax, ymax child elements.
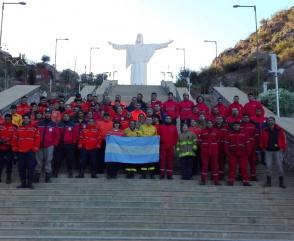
<box><xmin>17</xmin><ymin>180</ymin><xmax>27</xmax><ymax>188</ymax></box>
<box><xmin>91</xmin><ymin>173</ymin><xmax>98</xmax><ymax>178</ymax></box>
<box><xmin>279</xmin><ymin>176</ymin><xmax>286</xmax><ymax>189</ymax></box>
<box><xmin>264</xmin><ymin>176</ymin><xmax>271</xmax><ymax>187</ymax></box>
<box><xmin>45</xmin><ymin>173</ymin><xmax>51</xmax><ymax>183</ymax></box>
<box><xmin>6</xmin><ymin>174</ymin><xmax>11</xmax><ymax>184</ymax></box>
<box><xmin>27</xmin><ymin>181</ymin><xmax>34</xmax><ymax>189</ymax></box>
<box><xmin>76</xmin><ymin>170</ymin><xmax>84</xmax><ymax>178</ymax></box>
<box><xmin>33</xmin><ymin>173</ymin><xmax>40</xmax><ymax>183</ymax></box>
<box><xmin>68</xmin><ymin>170</ymin><xmax>73</xmax><ymax>178</ymax></box>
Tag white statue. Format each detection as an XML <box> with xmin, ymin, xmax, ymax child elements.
<box><xmin>109</xmin><ymin>34</ymin><xmax>173</xmax><ymax>85</ymax></box>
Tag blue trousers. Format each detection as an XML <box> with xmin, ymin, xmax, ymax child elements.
<box><xmin>79</xmin><ymin>149</ymin><xmax>97</xmax><ymax>175</ymax></box>
<box><xmin>0</xmin><ymin>149</ymin><xmax>13</xmax><ymax>177</ymax></box>
<box><xmin>18</xmin><ymin>151</ymin><xmax>35</xmax><ymax>182</ymax></box>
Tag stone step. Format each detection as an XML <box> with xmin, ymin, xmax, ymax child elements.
<box><xmin>1</xmin><ymin>194</ymin><xmax>293</xmax><ymax>203</ymax></box>
<box><xmin>1</xmin><ymin>237</ymin><xmax>293</xmax><ymax>241</ymax></box>
<box><xmin>0</xmin><ymin>207</ymin><xmax>293</xmax><ymax>217</ymax></box>
<box><xmin>0</xmin><ymin>188</ymin><xmax>292</xmax><ymax>199</ymax></box>
<box><xmin>0</xmin><ymin>227</ymin><xmax>293</xmax><ymax>239</ymax></box>
<box><xmin>0</xmin><ymin>200</ymin><xmax>292</xmax><ymax>210</ymax></box>
<box><xmin>1</xmin><ymin>220</ymin><xmax>293</xmax><ymax>232</ymax></box>
<box><xmin>0</xmin><ymin>213</ymin><xmax>291</xmax><ymax>225</ymax></box>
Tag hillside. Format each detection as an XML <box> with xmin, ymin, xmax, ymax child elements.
<box><xmin>208</xmin><ymin>6</ymin><xmax>294</xmax><ymax>94</ymax></box>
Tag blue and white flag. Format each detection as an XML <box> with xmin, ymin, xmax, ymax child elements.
<box><xmin>105</xmin><ymin>135</ymin><xmax>160</xmax><ymax>164</ymax></box>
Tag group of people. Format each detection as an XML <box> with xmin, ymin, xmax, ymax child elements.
<box><xmin>0</xmin><ymin>91</ymin><xmax>287</xmax><ymax>189</ymax></box>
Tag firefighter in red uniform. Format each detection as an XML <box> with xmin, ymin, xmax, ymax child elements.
<box><xmin>106</xmin><ymin>121</ymin><xmax>125</xmax><ymax>179</ymax></box>
<box><xmin>199</xmin><ymin>120</ymin><xmax>220</xmax><ymax>185</ymax></box>
<box><xmin>226</xmin><ymin>108</ymin><xmax>242</xmax><ymax>129</ymax></box>
<box><xmin>162</xmin><ymin>92</ymin><xmax>178</xmax><ymax>125</ymax></box>
<box><xmin>0</xmin><ymin>114</ymin><xmax>15</xmax><ymax>184</ymax></box>
<box><xmin>35</xmin><ymin>109</ymin><xmax>59</xmax><ymax>183</ymax></box>
<box><xmin>158</xmin><ymin>115</ymin><xmax>178</xmax><ymax>179</ymax></box>
<box><xmin>76</xmin><ymin>118</ymin><xmax>101</xmax><ymax>178</ymax></box>
<box><xmin>12</xmin><ymin>114</ymin><xmax>40</xmax><ymax>189</ymax></box>
<box><xmin>150</xmin><ymin>92</ymin><xmax>162</xmax><ymax>109</ymax></box>
<box><xmin>214</xmin><ymin>116</ymin><xmax>229</xmax><ymax>180</ymax></box>
<box><xmin>241</xmin><ymin>114</ymin><xmax>257</xmax><ymax>181</ymax></box>
<box><xmin>53</xmin><ymin>113</ymin><xmax>79</xmax><ymax>178</ymax></box>
<box><xmin>251</xmin><ymin>108</ymin><xmax>267</xmax><ymax>165</ymax></box>
<box><xmin>17</xmin><ymin>96</ymin><xmax>31</xmax><ymax>116</ymax></box>
<box><xmin>195</xmin><ymin>96</ymin><xmax>210</xmax><ymax>118</ymax></box>
<box><xmin>225</xmin><ymin>122</ymin><xmax>251</xmax><ymax>186</ymax></box>
<box><xmin>227</xmin><ymin>95</ymin><xmax>243</xmax><ymax>117</ymax></box>
<box><xmin>178</xmin><ymin>93</ymin><xmax>194</xmax><ymax>127</ymax></box>
<box><xmin>244</xmin><ymin>93</ymin><xmax>264</xmax><ymax>118</ymax></box>
<box><xmin>213</xmin><ymin>97</ymin><xmax>227</xmax><ymax>118</ymax></box>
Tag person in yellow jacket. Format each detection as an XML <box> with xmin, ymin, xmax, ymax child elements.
<box><xmin>10</xmin><ymin>105</ymin><xmax>22</xmax><ymax>127</ymax></box>
<box><xmin>138</xmin><ymin>117</ymin><xmax>157</xmax><ymax>178</ymax></box>
<box><xmin>124</xmin><ymin>120</ymin><xmax>139</xmax><ymax>178</ymax></box>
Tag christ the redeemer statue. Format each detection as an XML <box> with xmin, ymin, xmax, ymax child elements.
<box><xmin>109</xmin><ymin>33</ymin><xmax>173</xmax><ymax>85</ymax></box>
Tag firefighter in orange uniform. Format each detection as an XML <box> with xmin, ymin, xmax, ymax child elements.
<box><xmin>12</xmin><ymin>114</ymin><xmax>40</xmax><ymax>189</ymax></box>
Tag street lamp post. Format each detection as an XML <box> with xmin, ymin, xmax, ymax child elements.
<box><xmin>233</xmin><ymin>4</ymin><xmax>260</xmax><ymax>92</ymax></box>
<box><xmin>89</xmin><ymin>47</ymin><xmax>99</xmax><ymax>76</ymax></box>
<box><xmin>176</xmin><ymin>47</ymin><xmax>186</xmax><ymax>70</ymax></box>
<box><xmin>0</xmin><ymin>2</ymin><xmax>26</xmax><ymax>50</ymax></box>
<box><xmin>51</xmin><ymin>38</ymin><xmax>69</xmax><ymax>93</ymax></box>
<box><xmin>204</xmin><ymin>40</ymin><xmax>220</xmax><ymax>86</ymax></box>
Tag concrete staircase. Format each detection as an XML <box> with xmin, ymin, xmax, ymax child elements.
<box><xmin>0</xmin><ymin>166</ymin><xmax>294</xmax><ymax>241</ymax></box>
<box><xmin>108</xmin><ymin>85</ymin><xmax>168</xmax><ymax>103</ymax></box>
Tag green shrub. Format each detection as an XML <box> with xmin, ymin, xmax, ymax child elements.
<box><xmin>259</xmin><ymin>88</ymin><xmax>294</xmax><ymax>117</ymax></box>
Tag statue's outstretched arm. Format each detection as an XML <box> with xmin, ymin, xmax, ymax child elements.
<box><xmin>153</xmin><ymin>40</ymin><xmax>173</xmax><ymax>50</ymax></box>
<box><xmin>108</xmin><ymin>41</ymin><xmax>129</xmax><ymax>50</ymax></box>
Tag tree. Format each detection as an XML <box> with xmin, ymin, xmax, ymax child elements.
<box><xmin>175</xmin><ymin>69</ymin><xmax>191</xmax><ymax>87</ymax></box>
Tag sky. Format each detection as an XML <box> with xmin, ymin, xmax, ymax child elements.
<box><xmin>1</xmin><ymin>0</ymin><xmax>292</xmax><ymax>85</ymax></box>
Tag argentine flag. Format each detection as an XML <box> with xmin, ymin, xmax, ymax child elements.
<box><xmin>105</xmin><ymin>135</ymin><xmax>160</xmax><ymax>164</ymax></box>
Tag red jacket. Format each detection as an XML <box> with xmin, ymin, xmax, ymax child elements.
<box><xmin>196</xmin><ymin>102</ymin><xmax>210</xmax><ymax>117</ymax></box>
<box><xmin>37</xmin><ymin>119</ymin><xmax>59</xmax><ymax>148</ymax></box>
<box><xmin>227</xmin><ymin>102</ymin><xmax>243</xmax><ymax>117</ymax></box>
<box><xmin>241</xmin><ymin>122</ymin><xmax>256</xmax><ymax>149</ymax></box>
<box><xmin>114</xmin><ymin>113</ymin><xmax>129</xmax><ymax>130</ymax></box>
<box><xmin>162</xmin><ymin>100</ymin><xmax>178</xmax><ymax>120</ymax></box>
<box><xmin>12</xmin><ymin>124</ymin><xmax>40</xmax><ymax>153</ymax></box>
<box><xmin>178</xmin><ymin>100</ymin><xmax>194</xmax><ymax>120</ymax></box>
<box><xmin>251</xmin><ymin>115</ymin><xmax>267</xmax><ymax>149</ymax></box>
<box><xmin>57</xmin><ymin>121</ymin><xmax>79</xmax><ymax>145</ymax></box>
<box><xmin>158</xmin><ymin>124</ymin><xmax>178</xmax><ymax>147</ymax></box>
<box><xmin>226</xmin><ymin>115</ymin><xmax>242</xmax><ymax>126</ymax></box>
<box><xmin>225</xmin><ymin>130</ymin><xmax>250</xmax><ymax>157</ymax></box>
<box><xmin>78</xmin><ymin>124</ymin><xmax>101</xmax><ymax>150</ymax></box>
<box><xmin>260</xmin><ymin>125</ymin><xmax>287</xmax><ymax>151</ymax></box>
<box><xmin>131</xmin><ymin>110</ymin><xmax>146</xmax><ymax>121</ymax></box>
<box><xmin>213</xmin><ymin>103</ymin><xmax>227</xmax><ymax>117</ymax></box>
<box><xmin>215</xmin><ymin>124</ymin><xmax>229</xmax><ymax>150</ymax></box>
<box><xmin>188</xmin><ymin>126</ymin><xmax>202</xmax><ymax>138</ymax></box>
<box><xmin>0</xmin><ymin>123</ymin><xmax>15</xmax><ymax>150</ymax></box>
<box><xmin>244</xmin><ymin>100</ymin><xmax>264</xmax><ymax>117</ymax></box>
<box><xmin>150</xmin><ymin>100</ymin><xmax>162</xmax><ymax>109</ymax></box>
<box><xmin>107</xmin><ymin>129</ymin><xmax>125</xmax><ymax>137</ymax></box>
<box><xmin>199</xmin><ymin>128</ymin><xmax>219</xmax><ymax>155</ymax></box>
<box><xmin>17</xmin><ymin>103</ymin><xmax>31</xmax><ymax>116</ymax></box>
